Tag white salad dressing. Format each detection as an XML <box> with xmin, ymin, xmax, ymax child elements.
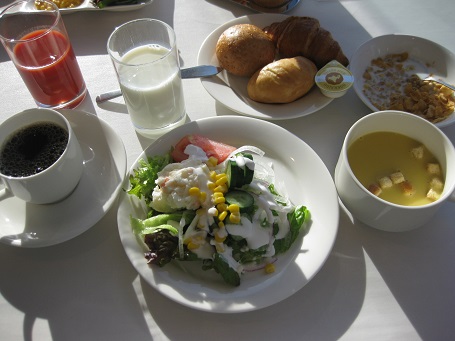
<box><xmin>225</xmin><ymin>216</ymin><xmax>272</xmax><ymax>250</ymax></box>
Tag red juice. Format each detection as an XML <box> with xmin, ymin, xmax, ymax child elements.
<box><xmin>13</xmin><ymin>29</ymin><xmax>86</xmax><ymax>108</ymax></box>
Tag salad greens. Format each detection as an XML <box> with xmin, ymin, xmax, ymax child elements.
<box><xmin>127</xmin><ymin>140</ymin><xmax>311</xmax><ymax>286</ymax></box>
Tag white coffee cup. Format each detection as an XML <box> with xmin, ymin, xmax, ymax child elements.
<box><xmin>334</xmin><ymin>110</ymin><xmax>455</xmax><ymax>232</ymax></box>
<box><xmin>0</xmin><ymin>108</ymin><xmax>83</xmax><ymax>204</ymax></box>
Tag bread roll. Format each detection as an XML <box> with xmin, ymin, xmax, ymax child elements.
<box><xmin>216</xmin><ymin>24</ymin><xmax>276</xmax><ymax>77</ymax></box>
<box><xmin>247</xmin><ymin>56</ymin><xmax>317</xmax><ymax>103</ymax></box>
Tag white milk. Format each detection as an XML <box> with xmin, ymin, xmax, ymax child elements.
<box><xmin>118</xmin><ymin>44</ymin><xmax>185</xmax><ymax>133</ymax></box>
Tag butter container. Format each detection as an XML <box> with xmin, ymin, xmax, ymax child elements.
<box><xmin>315</xmin><ymin>60</ymin><xmax>354</xmax><ymax>98</ymax></box>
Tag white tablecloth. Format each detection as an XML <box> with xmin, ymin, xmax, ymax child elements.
<box><xmin>0</xmin><ymin>0</ymin><xmax>454</xmax><ymax>340</ymax></box>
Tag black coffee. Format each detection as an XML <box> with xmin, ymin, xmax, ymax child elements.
<box><xmin>0</xmin><ymin>122</ymin><xmax>68</xmax><ymax>177</ymax></box>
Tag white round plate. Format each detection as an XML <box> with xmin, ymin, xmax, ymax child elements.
<box><xmin>0</xmin><ymin>109</ymin><xmax>127</xmax><ymax>247</ymax></box>
<box><xmin>350</xmin><ymin>34</ymin><xmax>455</xmax><ymax>128</ymax></box>
<box><xmin>197</xmin><ymin>14</ymin><xmax>333</xmax><ymax>121</ymax></box>
<box><xmin>117</xmin><ymin>116</ymin><xmax>339</xmax><ymax>313</ymax></box>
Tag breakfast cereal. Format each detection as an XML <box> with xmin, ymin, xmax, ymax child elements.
<box><xmin>363</xmin><ymin>52</ymin><xmax>454</xmax><ymax>123</ymax></box>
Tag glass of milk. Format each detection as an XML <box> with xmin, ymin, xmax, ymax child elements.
<box><xmin>107</xmin><ymin>19</ymin><xmax>186</xmax><ymax>138</ymax></box>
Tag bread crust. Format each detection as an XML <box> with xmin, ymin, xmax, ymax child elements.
<box><xmin>247</xmin><ymin>56</ymin><xmax>317</xmax><ymax>103</ymax></box>
<box><xmin>216</xmin><ymin>24</ymin><xmax>276</xmax><ymax>77</ymax></box>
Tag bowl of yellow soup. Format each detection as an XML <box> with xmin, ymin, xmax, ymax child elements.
<box><xmin>335</xmin><ymin>110</ymin><xmax>455</xmax><ymax>231</ymax></box>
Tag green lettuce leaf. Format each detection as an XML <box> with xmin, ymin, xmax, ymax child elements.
<box><xmin>128</xmin><ymin>154</ymin><xmax>171</xmax><ymax>204</ymax></box>
<box><xmin>274</xmin><ymin>205</ymin><xmax>311</xmax><ymax>255</ymax></box>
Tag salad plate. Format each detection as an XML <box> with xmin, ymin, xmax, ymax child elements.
<box><xmin>0</xmin><ymin>109</ymin><xmax>127</xmax><ymax>248</ymax></box>
<box><xmin>117</xmin><ymin>116</ymin><xmax>339</xmax><ymax>313</ymax></box>
<box><xmin>350</xmin><ymin>34</ymin><xmax>455</xmax><ymax>128</ymax></box>
<box><xmin>197</xmin><ymin>14</ymin><xmax>333</xmax><ymax>121</ymax></box>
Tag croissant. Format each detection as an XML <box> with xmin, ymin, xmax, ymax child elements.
<box><xmin>263</xmin><ymin>16</ymin><xmax>349</xmax><ymax>69</ymax></box>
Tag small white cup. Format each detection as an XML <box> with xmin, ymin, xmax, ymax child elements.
<box><xmin>335</xmin><ymin>110</ymin><xmax>455</xmax><ymax>232</ymax></box>
<box><xmin>0</xmin><ymin>108</ymin><xmax>83</xmax><ymax>204</ymax></box>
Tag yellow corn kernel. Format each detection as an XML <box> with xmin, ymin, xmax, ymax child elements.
<box><xmin>228</xmin><ymin>204</ymin><xmax>240</xmax><ymax>213</ymax></box>
<box><xmin>187</xmin><ymin>241</ymin><xmax>200</xmax><ymax>250</ymax></box>
<box><xmin>213</xmin><ymin>196</ymin><xmax>225</xmax><ymax>205</ymax></box>
<box><xmin>229</xmin><ymin>213</ymin><xmax>241</xmax><ymax>224</ymax></box>
<box><xmin>207</xmin><ymin>182</ymin><xmax>216</xmax><ymax>190</ymax></box>
<box><xmin>215</xmin><ymin>173</ymin><xmax>226</xmax><ymax>180</ymax></box>
<box><xmin>214</xmin><ymin>184</ymin><xmax>228</xmax><ymax>193</ymax></box>
<box><xmin>215</xmin><ymin>243</ymin><xmax>225</xmax><ymax>253</ymax></box>
<box><xmin>207</xmin><ymin>157</ymin><xmax>218</xmax><ymax>168</ymax></box>
<box><xmin>209</xmin><ymin>171</ymin><xmax>217</xmax><ymax>181</ymax></box>
<box><xmin>212</xmin><ymin>191</ymin><xmax>224</xmax><ymax>198</ymax></box>
<box><xmin>218</xmin><ymin>210</ymin><xmax>228</xmax><ymax>221</ymax></box>
<box><xmin>217</xmin><ymin>203</ymin><xmax>228</xmax><ymax>212</ymax></box>
<box><xmin>265</xmin><ymin>263</ymin><xmax>275</xmax><ymax>274</ymax></box>
<box><xmin>218</xmin><ymin>221</ymin><xmax>225</xmax><ymax>229</ymax></box>
<box><xmin>188</xmin><ymin>187</ymin><xmax>200</xmax><ymax>196</ymax></box>
<box><xmin>199</xmin><ymin>191</ymin><xmax>207</xmax><ymax>202</ymax></box>
<box><xmin>214</xmin><ymin>232</ymin><xmax>227</xmax><ymax>243</ymax></box>
<box><xmin>215</xmin><ymin>175</ymin><xmax>228</xmax><ymax>186</ymax></box>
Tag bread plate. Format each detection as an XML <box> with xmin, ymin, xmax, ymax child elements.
<box><xmin>197</xmin><ymin>14</ymin><xmax>334</xmax><ymax>121</ymax></box>
<box><xmin>350</xmin><ymin>34</ymin><xmax>455</xmax><ymax>128</ymax></box>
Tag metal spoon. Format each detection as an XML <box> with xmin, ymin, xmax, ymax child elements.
<box><xmin>96</xmin><ymin>65</ymin><xmax>223</xmax><ymax>103</ymax></box>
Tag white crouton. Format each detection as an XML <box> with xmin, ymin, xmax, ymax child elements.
<box><xmin>368</xmin><ymin>183</ymin><xmax>382</xmax><ymax>196</ymax></box>
<box><xmin>426</xmin><ymin>188</ymin><xmax>441</xmax><ymax>201</ymax></box>
<box><xmin>400</xmin><ymin>180</ymin><xmax>415</xmax><ymax>196</ymax></box>
<box><xmin>390</xmin><ymin>171</ymin><xmax>405</xmax><ymax>184</ymax></box>
<box><xmin>426</xmin><ymin>163</ymin><xmax>441</xmax><ymax>175</ymax></box>
<box><xmin>378</xmin><ymin>176</ymin><xmax>393</xmax><ymax>189</ymax></box>
<box><xmin>411</xmin><ymin>145</ymin><xmax>424</xmax><ymax>159</ymax></box>
<box><xmin>429</xmin><ymin>177</ymin><xmax>444</xmax><ymax>191</ymax></box>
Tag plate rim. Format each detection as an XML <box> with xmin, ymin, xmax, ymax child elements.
<box><xmin>117</xmin><ymin>115</ymin><xmax>339</xmax><ymax>313</ymax></box>
<box><xmin>350</xmin><ymin>33</ymin><xmax>455</xmax><ymax>128</ymax></box>
<box><xmin>0</xmin><ymin>109</ymin><xmax>127</xmax><ymax>248</ymax></box>
<box><xmin>197</xmin><ymin>13</ymin><xmax>334</xmax><ymax>121</ymax></box>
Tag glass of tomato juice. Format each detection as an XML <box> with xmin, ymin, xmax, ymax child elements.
<box><xmin>0</xmin><ymin>0</ymin><xmax>86</xmax><ymax>109</ymax></box>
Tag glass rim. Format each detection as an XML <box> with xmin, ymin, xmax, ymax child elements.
<box><xmin>107</xmin><ymin>18</ymin><xmax>177</xmax><ymax>67</ymax></box>
<box><xmin>0</xmin><ymin>0</ymin><xmax>60</xmax><ymax>43</ymax></box>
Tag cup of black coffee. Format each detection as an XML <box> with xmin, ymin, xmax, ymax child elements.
<box><xmin>0</xmin><ymin>108</ymin><xmax>83</xmax><ymax>204</ymax></box>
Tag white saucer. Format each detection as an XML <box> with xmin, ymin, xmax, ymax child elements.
<box><xmin>0</xmin><ymin>109</ymin><xmax>127</xmax><ymax>248</ymax></box>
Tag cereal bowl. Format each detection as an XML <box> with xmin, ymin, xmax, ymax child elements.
<box><xmin>334</xmin><ymin>110</ymin><xmax>455</xmax><ymax>232</ymax></box>
<box><xmin>350</xmin><ymin>34</ymin><xmax>455</xmax><ymax>128</ymax></box>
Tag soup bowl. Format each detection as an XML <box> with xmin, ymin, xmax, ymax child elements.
<box><xmin>335</xmin><ymin>110</ymin><xmax>455</xmax><ymax>232</ymax></box>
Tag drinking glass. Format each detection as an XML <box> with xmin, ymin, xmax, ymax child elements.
<box><xmin>0</xmin><ymin>0</ymin><xmax>87</xmax><ymax>109</ymax></box>
<box><xmin>107</xmin><ymin>19</ymin><xmax>186</xmax><ymax>138</ymax></box>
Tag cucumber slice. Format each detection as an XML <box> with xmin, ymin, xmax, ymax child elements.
<box><xmin>226</xmin><ymin>153</ymin><xmax>254</xmax><ymax>189</ymax></box>
<box><xmin>241</xmin><ymin>154</ymin><xmax>254</xmax><ymax>185</ymax></box>
<box><xmin>226</xmin><ymin>159</ymin><xmax>240</xmax><ymax>189</ymax></box>
<box><xmin>225</xmin><ymin>190</ymin><xmax>254</xmax><ymax>213</ymax></box>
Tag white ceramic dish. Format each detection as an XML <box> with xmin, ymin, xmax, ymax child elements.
<box><xmin>350</xmin><ymin>34</ymin><xmax>455</xmax><ymax>128</ymax></box>
<box><xmin>197</xmin><ymin>14</ymin><xmax>333</xmax><ymax>121</ymax></box>
<box><xmin>117</xmin><ymin>116</ymin><xmax>339</xmax><ymax>313</ymax></box>
<box><xmin>28</xmin><ymin>0</ymin><xmax>152</xmax><ymax>13</ymax></box>
<box><xmin>0</xmin><ymin>109</ymin><xmax>127</xmax><ymax>248</ymax></box>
